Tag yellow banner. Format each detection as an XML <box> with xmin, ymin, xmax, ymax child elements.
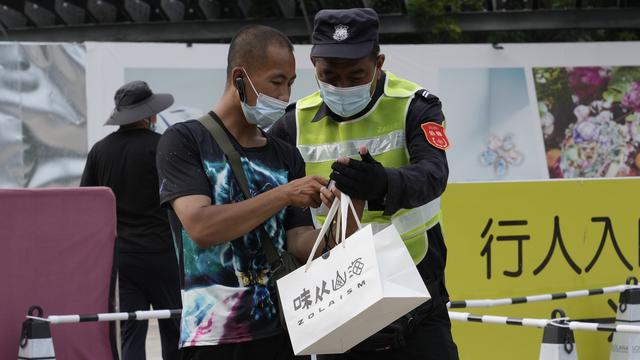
<box><xmin>442</xmin><ymin>179</ymin><xmax>639</xmax><ymax>359</ymax></box>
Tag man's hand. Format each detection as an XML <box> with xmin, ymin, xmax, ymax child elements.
<box><xmin>319</xmin><ymin>179</ymin><xmax>343</xmax><ymax>209</ymax></box>
<box><xmin>281</xmin><ymin>175</ymin><xmax>328</xmax><ymax>208</ymax></box>
<box><xmin>319</xmin><ymin>181</ymin><xmax>365</xmax><ymax>219</ymax></box>
<box><xmin>170</xmin><ymin>176</ymin><xmax>327</xmax><ymax>248</ymax></box>
<box><xmin>329</xmin><ymin>146</ymin><xmax>388</xmax><ymax>201</ymax></box>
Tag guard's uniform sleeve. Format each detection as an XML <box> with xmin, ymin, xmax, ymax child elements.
<box><xmin>268</xmin><ymin>103</ymin><xmax>298</xmax><ymax>147</ymax></box>
<box><xmin>379</xmin><ymin>90</ymin><xmax>449</xmax><ymax>216</ymax></box>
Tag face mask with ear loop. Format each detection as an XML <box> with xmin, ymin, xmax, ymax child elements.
<box><xmin>317</xmin><ymin>66</ymin><xmax>378</xmax><ymax>118</ymax></box>
<box><xmin>144</xmin><ymin>118</ymin><xmax>157</xmax><ymax>132</ymax></box>
<box><xmin>238</xmin><ymin>68</ymin><xmax>288</xmax><ymax>129</ymax></box>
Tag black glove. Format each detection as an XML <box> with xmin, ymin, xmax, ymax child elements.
<box><xmin>330</xmin><ymin>151</ymin><xmax>388</xmax><ymax>201</ymax></box>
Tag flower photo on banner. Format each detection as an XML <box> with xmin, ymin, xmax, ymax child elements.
<box><xmin>534</xmin><ymin>66</ymin><xmax>640</xmax><ymax>178</ymax></box>
<box><xmin>478</xmin><ymin>134</ymin><xmax>524</xmax><ymax>178</ymax></box>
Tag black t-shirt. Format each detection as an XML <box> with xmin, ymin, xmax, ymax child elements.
<box><xmin>80</xmin><ymin>128</ymin><xmax>172</xmax><ymax>253</ymax></box>
<box><xmin>155</xmin><ymin>114</ymin><xmax>312</xmax><ymax>345</ymax></box>
<box><xmin>156</xmin><ymin>115</ymin><xmax>311</xmax><ymax>235</ymax></box>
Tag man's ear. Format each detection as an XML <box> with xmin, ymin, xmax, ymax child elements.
<box><xmin>374</xmin><ymin>54</ymin><xmax>386</xmax><ymax>81</ymax></box>
<box><xmin>231</xmin><ymin>67</ymin><xmax>246</xmax><ymax>102</ymax></box>
<box><xmin>231</xmin><ymin>67</ymin><xmax>244</xmax><ymax>88</ymax></box>
<box><xmin>376</xmin><ymin>54</ymin><xmax>385</xmax><ymax>71</ymax></box>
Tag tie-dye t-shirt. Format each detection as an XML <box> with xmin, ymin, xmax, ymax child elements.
<box><xmin>156</xmin><ymin>115</ymin><xmax>312</xmax><ymax>348</ymax></box>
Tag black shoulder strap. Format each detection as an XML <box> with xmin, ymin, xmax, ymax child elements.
<box><xmin>198</xmin><ymin>112</ymin><xmax>251</xmax><ymax>199</ymax></box>
<box><xmin>197</xmin><ymin>112</ymin><xmax>282</xmax><ymax>265</ymax></box>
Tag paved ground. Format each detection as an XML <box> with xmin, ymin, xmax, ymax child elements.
<box><xmin>144</xmin><ymin>321</ymin><xmax>315</xmax><ymax>360</ymax></box>
<box><xmin>145</xmin><ymin>319</ymin><xmax>162</xmax><ymax>360</ymax></box>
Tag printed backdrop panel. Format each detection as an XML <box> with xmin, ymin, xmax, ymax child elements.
<box><xmin>85</xmin><ymin>42</ymin><xmax>640</xmax><ymax>182</ymax></box>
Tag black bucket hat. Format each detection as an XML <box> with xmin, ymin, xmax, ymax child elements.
<box><xmin>105</xmin><ymin>81</ymin><xmax>174</xmax><ymax>126</ymax></box>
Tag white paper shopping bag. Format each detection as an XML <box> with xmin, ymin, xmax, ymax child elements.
<box><xmin>277</xmin><ymin>194</ymin><xmax>430</xmax><ymax>355</ymax></box>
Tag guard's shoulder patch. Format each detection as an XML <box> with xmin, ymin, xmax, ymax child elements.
<box><xmin>420</xmin><ymin>122</ymin><xmax>450</xmax><ymax>150</ymax></box>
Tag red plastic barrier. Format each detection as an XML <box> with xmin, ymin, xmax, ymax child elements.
<box><xmin>0</xmin><ymin>187</ymin><xmax>117</xmax><ymax>360</ymax></box>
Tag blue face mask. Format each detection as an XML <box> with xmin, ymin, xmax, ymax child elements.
<box><xmin>317</xmin><ymin>68</ymin><xmax>377</xmax><ymax>118</ymax></box>
<box><xmin>240</xmin><ymin>68</ymin><xmax>288</xmax><ymax>129</ymax></box>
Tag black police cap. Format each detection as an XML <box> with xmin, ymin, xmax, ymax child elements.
<box><xmin>311</xmin><ymin>8</ymin><xmax>379</xmax><ymax>60</ymax></box>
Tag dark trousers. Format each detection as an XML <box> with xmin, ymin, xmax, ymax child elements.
<box><xmin>318</xmin><ymin>301</ymin><xmax>459</xmax><ymax>360</ymax></box>
<box><xmin>119</xmin><ymin>251</ymin><xmax>182</xmax><ymax>360</ymax></box>
<box><xmin>180</xmin><ymin>333</ymin><xmax>309</xmax><ymax>360</ymax></box>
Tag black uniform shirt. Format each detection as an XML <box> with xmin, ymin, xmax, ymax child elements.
<box><xmin>81</xmin><ymin>128</ymin><xmax>172</xmax><ymax>253</ymax></box>
<box><xmin>269</xmin><ymin>71</ymin><xmax>451</xmax><ymax>304</ymax></box>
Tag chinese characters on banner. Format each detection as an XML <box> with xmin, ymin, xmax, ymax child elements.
<box><xmin>480</xmin><ymin>216</ymin><xmax>633</xmax><ymax>279</ymax></box>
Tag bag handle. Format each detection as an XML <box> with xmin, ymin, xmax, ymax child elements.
<box><xmin>339</xmin><ymin>193</ymin><xmax>362</xmax><ymax>245</ymax></box>
<box><xmin>304</xmin><ymin>198</ymin><xmax>340</xmax><ymax>271</ymax></box>
<box><xmin>197</xmin><ymin>113</ymin><xmax>282</xmax><ymax>268</ymax></box>
<box><xmin>304</xmin><ymin>193</ymin><xmax>361</xmax><ymax>271</ymax></box>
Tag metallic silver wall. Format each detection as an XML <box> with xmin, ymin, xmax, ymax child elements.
<box><xmin>0</xmin><ymin>43</ymin><xmax>87</xmax><ymax>188</ymax></box>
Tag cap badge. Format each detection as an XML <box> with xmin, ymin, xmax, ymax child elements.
<box><xmin>332</xmin><ymin>24</ymin><xmax>349</xmax><ymax>41</ymax></box>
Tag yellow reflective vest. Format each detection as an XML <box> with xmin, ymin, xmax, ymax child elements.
<box><xmin>295</xmin><ymin>71</ymin><xmax>442</xmax><ymax>264</ymax></box>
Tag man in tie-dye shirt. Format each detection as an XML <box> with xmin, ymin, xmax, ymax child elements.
<box><xmin>156</xmin><ymin>25</ymin><xmax>342</xmax><ymax>360</ymax></box>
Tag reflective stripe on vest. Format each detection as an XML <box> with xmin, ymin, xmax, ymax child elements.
<box><xmin>298</xmin><ymin>129</ymin><xmax>405</xmax><ymax>164</ymax></box>
<box><xmin>296</xmin><ymin>71</ymin><xmax>442</xmax><ymax>264</ymax></box>
<box><xmin>357</xmin><ymin>197</ymin><xmax>441</xmax><ymax>264</ymax></box>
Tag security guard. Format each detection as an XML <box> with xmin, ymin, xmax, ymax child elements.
<box><xmin>269</xmin><ymin>8</ymin><xmax>458</xmax><ymax>360</ymax></box>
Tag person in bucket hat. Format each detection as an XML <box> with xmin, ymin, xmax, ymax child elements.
<box><xmin>270</xmin><ymin>8</ymin><xmax>458</xmax><ymax>360</ymax></box>
<box><xmin>81</xmin><ymin>81</ymin><xmax>182</xmax><ymax>360</ymax></box>
<box><xmin>104</xmin><ymin>80</ymin><xmax>174</xmax><ymax>126</ymax></box>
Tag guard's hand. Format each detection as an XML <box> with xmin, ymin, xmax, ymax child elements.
<box><xmin>329</xmin><ymin>146</ymin><xmax>388</xmax><ymax>201</ymax></box>
<box><xmin>282</xmin><ymin>175</ymin><xmax>328</xmax><ymax>208</ymax></box>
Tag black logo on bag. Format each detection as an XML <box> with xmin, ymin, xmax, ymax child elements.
<box><xmin>332</xmin><ymin>271</ymin><xmax>346</xmax><ymax>291</ymax></box>
<box><xmin>291</xmin><ymin>257</ymin><xmax>367</xmax><ymax>326</ymax></box>
<box><xmin>348</xmin><ymin>258</ymin><xmax>364</xmax><ymax>277</ymax></box>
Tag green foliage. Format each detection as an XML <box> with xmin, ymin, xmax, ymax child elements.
<box><xmin>615</xmin><ymin>31</ymin><xmax>640</xmax><ymax>41</ymax></box>
<box><xmin>533</xmin><ymin>67</ymin><xmax>571</xmax><ymax>108</ymax></box>
<box><xmin>366</xmin><ymin>0</ymin><xmax>404</xmax><ymax>13</ymax></box>
<box><xmin>405</xmin><ymin>0</ymin><xmax>640</xmax><ymax>43</ymax></box>
<box><xmin>407</xmin><ymin>0</ymin><xmax>463</xmax><ymax>41</ymax></box>
<box><xmin>604</xmin><ymin>67</ymin><xmax>640</xmax><ymax>103</ymax></box>
<box><xmin>318</xmin><ymin>0</ymin><xmax>364</xmax><ymax>9</ymax></box>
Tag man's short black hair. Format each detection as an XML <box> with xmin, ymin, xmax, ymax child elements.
<box><xmin>226</xmin><ymin>25</ymin><xmax>293</xmax><ymax>79</ymax></box>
